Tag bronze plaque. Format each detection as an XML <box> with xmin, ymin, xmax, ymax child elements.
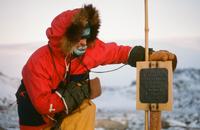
<box><xmin>140</xmin><ymin>68</ymin><xmax>168</xmax><ymax>103</ymax></box>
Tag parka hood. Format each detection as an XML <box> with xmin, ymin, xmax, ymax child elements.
<box><xmin>46</xmin><ymin>4</ymin><xmax>100</xmax><ymax>56</ymax></box>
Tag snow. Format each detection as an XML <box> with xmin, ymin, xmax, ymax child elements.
<box><xmin>93</xmin><ymin>85</ymin><xmax>136</xmax><ymax>112</ymax></box>
<box><xmin>0</xmin><ymin>73</ymin><xmax>20</xmax><ymax>106</ymax></box>
<box><xmin>1</xmin><ymin>69</ymin><xmax>200</xmax><ymax>130</ymax></box>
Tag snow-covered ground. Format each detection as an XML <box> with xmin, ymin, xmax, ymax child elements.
<box><xmin>0</xmin><ymin>68</ymin><xmax>200</xmax><ymax>130</ymax></box>
<box><xmin>95</xmin><ymin>69</ymin><xmax>200</xmax><ymax>130</ymax></box>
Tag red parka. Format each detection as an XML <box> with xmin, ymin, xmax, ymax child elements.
<box><xmin>20</xmin><ymin>6</ymin><xmax>131</xmax><ymax>130</ymax></box>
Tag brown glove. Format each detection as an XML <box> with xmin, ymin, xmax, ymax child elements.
<box><xmin>89</xmin><ymin>77</ymin><xmax>102</xmax><ymax>99</ymax></box>
<box><xmin>150</xmin><ymin>50</ymin><xmax>177</xmax><ymax>71</ymax></box>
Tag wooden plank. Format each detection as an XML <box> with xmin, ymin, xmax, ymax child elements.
<box><xmin>136</xmin><ymin>61</ymin><xmax>173</xmax><ymax>111</ymax></box>
<box><xmin>150</xmin><ymin>111</ymin><xmax>161</xmax><ymax>130</ymax></box>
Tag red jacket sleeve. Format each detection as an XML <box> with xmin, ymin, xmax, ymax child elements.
<box><xmin>84</xmin><ymin>39</ymin><xmax>132</xmax><ymax>68</ymax></box>
<box><xmin>22</xmin><ymin>54</ymin><xmax>65</xmax><ymax>115</ymax></box>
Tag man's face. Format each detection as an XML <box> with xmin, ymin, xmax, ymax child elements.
<box><xmin>75</xmin><ymin>38</ymin><xmax>87</xmax><ymax>48</ymax></box>
<box><xmin>71</xmin><ymin>38</ymin><xmax>88</xmax><ymax>56</ymax></box>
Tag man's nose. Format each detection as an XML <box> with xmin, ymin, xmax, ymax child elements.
<box><xmin>79</xmin><ymin>39</ymin><xmax>87</xmax><ymax>46</ymax></box>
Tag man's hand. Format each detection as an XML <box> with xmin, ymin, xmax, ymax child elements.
<box><xmin>150</xmin><ymin>50</ymin><xmax>177</xmax><ymax>71</ymax></box>
<box><xmin>56</xmin><ymin>80</ymin><xmax>90</xmax><ymax>114</ymax></box>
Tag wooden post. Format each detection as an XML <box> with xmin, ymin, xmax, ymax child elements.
<box><xmin>150</xmin><ymin>111</ymin><xmax>161</xmax><ymax>130</ymax></box>
<box><xmin>145</xmin><ymin>110</ymin><xmax>149</xmax><ymax>130</ymax></box>
<box><xmin>144</xmin><ymin>0</ymin><xmax>149</xmax><ymax>62</ymax></box>
<box><xmin>144</xmin><ymin>0</ymin><xmax>149</xmax><ymax>130</ymax></box>
<box><xmin>136</xmin><ymin>1</ymin><xmax>173</xmax><ymax>130</ymax></box>
<box><xmin>144</xmin><ymin>0</ymin><xmax>161</xmax><ymax>130</ymax></box>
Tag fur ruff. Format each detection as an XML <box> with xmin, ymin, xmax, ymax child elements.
<box><xmin>61</xmin><ymin>4</ymin><xmax>100</xmax><ymax>54</ymax></box>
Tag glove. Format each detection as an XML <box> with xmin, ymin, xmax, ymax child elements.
<box><xmin>56</xmin><ymin>80</ymin><xmax>90</xmax><ymax>114</ymax></box>
<box><xmin>128</xmin><ymin>46</ymin><xmax>154</xmax><ymax>67</ymax></box>
<box><xmin>89</xmin><ymin>77</ymin><xmax>102</xmax><ymax>99</ymax></box>
<box><xmin>150</xmin><ymin>50</ymin><xmax>177</xmax><ymax>71</ymax></box>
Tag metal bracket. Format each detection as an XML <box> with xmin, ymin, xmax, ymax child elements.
<box><xmin>149</xmin><ymin>103</ymin><xmax>159</xmax><ymax>111</ymax></box>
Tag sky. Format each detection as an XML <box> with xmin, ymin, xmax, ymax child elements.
<box><xmin>0</xmin><ymin>0</ymin><xmax>200</xmax><ymax>86</ymax></box>
<box><xmin>0</xmin><ymin>0</ymin><xmax>200</xmax><ymax>44</ymax></box>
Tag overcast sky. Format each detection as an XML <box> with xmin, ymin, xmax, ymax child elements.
<box><xmin>0</xmin><ymin>0</ymin><xmax>200</xmax><ymax>86</ymax></box>
<box><xmin>0</xmin><ymin>0</ymin><xmax>200</xmax><ymax>44</ymax></box>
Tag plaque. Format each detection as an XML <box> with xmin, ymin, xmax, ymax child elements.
<box><xmin>136</xmin><ymin>61</ymin><xmax>173</xmax><ymax>111</ymax></box>
<box><xmin>139</xmin><ymin>68</ymin><xmax>168</xmax><ymax>103</ymax></box>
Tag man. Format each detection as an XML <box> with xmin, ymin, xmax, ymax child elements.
<box><xmin>16</xmin><ymin>4</ymin><xmax>177</xmax><ymax>130</ymax></box>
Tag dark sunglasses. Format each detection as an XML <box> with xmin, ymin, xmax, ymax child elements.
<box><xmin>81</xmin><ymin>27</ymin><xmax>91</xmax><ymax>39</ymax></box>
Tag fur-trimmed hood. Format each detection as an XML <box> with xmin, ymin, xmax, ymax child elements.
<box><xmin>46</xmin><ymin>4</ymin><xmax>100</xmax><ymax>55</ymax></box>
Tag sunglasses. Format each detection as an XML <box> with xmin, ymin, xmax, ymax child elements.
<box><xmin>81</xmin><ymin>27</ymin><xmax>91</xmax><ymax>39</ymax></box>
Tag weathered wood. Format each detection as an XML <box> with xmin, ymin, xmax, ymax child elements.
<box><xmin>136</xmin><ymin>61</ymin><xmax>173</xmax><ymax>111</ymax></box>
<box><xmin>150</xmin><ymin>111</ymin><xmax>161</xmax><ymax>130</ymax></box>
